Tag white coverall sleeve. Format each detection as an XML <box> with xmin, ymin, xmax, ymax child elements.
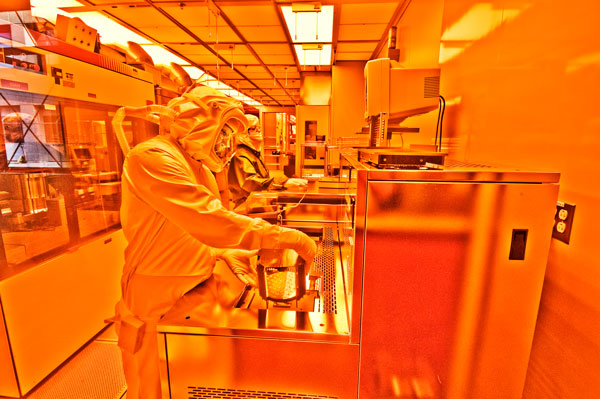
<box><xmin>124</xmin><ymin>146</ymin><xmax>283</xmax><ymax>250</ymax></box>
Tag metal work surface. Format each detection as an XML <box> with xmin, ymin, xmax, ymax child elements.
<box><xmin>157</xmin><ymin>225</ymin><xmax>351</xmax><ymax>342</ymax></box>
<box><xmin>341</xmin><ymin>151</ymin><xmax>561</xmax><ymax>183</ymax></box>
<box><xmin>157</xmin><ymin>221</ymin><xmax>358</xmax><ymax>399</ymax></box>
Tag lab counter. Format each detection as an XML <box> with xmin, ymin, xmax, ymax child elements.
<box><xmin>156</xmin><ymin>153</ymin><xmax>560</xmax><ymax>399</ymax></box>
<box><xmin>157</xmin><ymin>218</ymin><xmax>359</xmax><ymax>399</ymax></box>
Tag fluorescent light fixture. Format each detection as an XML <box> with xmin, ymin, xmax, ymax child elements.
<box><xmin>139</xmin><ymin>44</ymin><xmax>189</xmax><ymax>67</ymax></box>
<box><xmin>281</xmin><ymin>4</ymin><xmax>333</xmax><ymax>43</ymax></box>
<box><xmin>197</xmin><ymin>75</ymin><xmax>262</xmax><ymax>106</ymax></box>
<box><xmin>181</xmin><ymin>66</ymin><xmax>206</xmax><ymax>80</ymax></box>
<box><xmin>31</xmin><ymin>0</ymin><xmax>149</xmax><ymax>46</ymax></box>
<box><xmin>32</xmin><ymin>0</ymin><xmax>263</xmax><ymax>106</ymax></box>
<box><xmin>69</xmin><ymin>12</ymin><xmax>150</xmax><ymax>45</ymax></box>
<box><xmin>294</xmin><ymin>43</ymin><xmax>331</xmax><ymax>66</ymax></box>
<box><xmin>30</xmin><ymin>0</ymin><xmax>83</xmax><ymax>24</ymax></box>
<box><xmin>31</xmin><ymin>0</ymin><xmax>83</xmax><ymax>10</ymax></box>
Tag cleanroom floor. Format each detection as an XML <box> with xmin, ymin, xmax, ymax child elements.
<box><xmin>22</xmin><ymin>325</ymin><xmax>127</xmax><ymax>399</ymax></box>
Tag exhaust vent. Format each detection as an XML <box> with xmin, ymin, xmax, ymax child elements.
<box><xmin>424</xmin><ymin>75</ymin><xmax>440</xmax><ymax>98</ymax></box>
<box><xmin>314</xmin><ymin>226</ymin><xmax>337</xmax><ymax>314</ymax></box>
<box><xmin>188</xmin><ymin>386</ymin><xmax>337</xmax><ymax>398</ymax></box>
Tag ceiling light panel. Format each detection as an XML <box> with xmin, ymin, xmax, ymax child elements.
<box><xmin>139</xmin><ymin>44</ymin><xmax>190</xmax><ymax>66</ymax></box>
<box><xmin>48</xmin><ymin>11</ymin><xmax>149</xmax><ymax>45</ymax></box>
<box><xmin>294</xmin><ymin>43</ymin><xmax>331</xmax><ymax>65</ymax></box>
<box><xmin>281</xmin><ymin>5</ymin><xmax>333</xmax><ymax>43</ymax></box>
<box><xmin>181</xmin><ymin>66</ymin><xmax>207</xmax><ymax>80</ymax></box>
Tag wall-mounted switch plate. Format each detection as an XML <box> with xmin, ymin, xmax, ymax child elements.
<box><xmin>552</xmin><ymin>201</ymin><xmax>576</xmax><ymax>244</ymax></box>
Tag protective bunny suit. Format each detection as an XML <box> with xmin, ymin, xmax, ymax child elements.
<box><xmin>228</xmin><ymin>114</ymin><xmax>288</xmax><ymax>212</ymax></box>
<box><xmin>115</xmin><ymin>86</ymin><xmax>316</xmax><ymax>399</ymax></box>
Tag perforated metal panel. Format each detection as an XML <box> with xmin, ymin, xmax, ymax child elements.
<box><xmin>26</xmin><ymin>341</ymin><xmax>126</xmax><ymax>399</ymax></box>
<box><xmin>314</xmin><ymin>226</ymin><xmax>337</xmax><ymax>314</ymax></box>
<box><xmin>188</xmin><ymin>386</ymin><xmax>337</xmax><ymax>399</ymax></box>
<box><xmin>424</xmin><ymin>75</ymin><xmax>440</xmax><ymax>98</ymax></box>
<box><xmin>445</xmin><ymin>159</ymin><xmax>494</xmax><ymax>168</ymax></box>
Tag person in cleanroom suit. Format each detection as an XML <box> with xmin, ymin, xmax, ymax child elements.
<box><xmin>228</xmin><ymin>113</ymin><xmax>307</xmax><ymax>212</ymax></box>
<box><xmin>115</xmin><ymin>86</ymin><xmax>316</xmax><ymax>399</ymax></box>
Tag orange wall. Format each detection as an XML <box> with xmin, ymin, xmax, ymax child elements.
<box><xmin>438</xmin><ymin>1</ymin><xmax>600</xmax><ymax>397</ymax></box>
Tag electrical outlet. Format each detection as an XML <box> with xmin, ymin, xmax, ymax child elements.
<box><xmin>552</xmin><ymin>201</ymin><xmax>576</xmax><ymax>244</ymax></box>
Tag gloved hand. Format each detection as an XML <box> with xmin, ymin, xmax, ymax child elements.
<box><xmin>284</xmin><ymin>178</ymin><xmax>308</xmax><ymax>190</ymax></box>
<box><xmin>216</xmin><ymin>249</ymin><xmax>259</xmax><ymax>287</ymax></box>
<box><xmin>277</xmin><ymin>227</ymin><xmax>317</xmax><ymax>266</ymax></box>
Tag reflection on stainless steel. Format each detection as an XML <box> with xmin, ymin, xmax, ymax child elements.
<box><xmin>158</xmin><ymin>159</ymin><xmax>559</xmax><ymax>399</ymax></box>
<box><xmin>348</xmin><ymin>154</ymin><xmax>560</xmax><ymax>399</ymax></box>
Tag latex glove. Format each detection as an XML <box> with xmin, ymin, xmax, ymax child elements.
<box><xmin>216</xmin><ymin>249</ymin><xmax>259</xmax><ymax>287</ymax></box>
<box><xmin>284</xmin><ymin>178</ymin><xmax>308</xmax><ymax>190</ymax></box>
<box><xmin>277</xmin><ymin>227</ymin><xmax>317</xmax><ymax>266</ymax></box>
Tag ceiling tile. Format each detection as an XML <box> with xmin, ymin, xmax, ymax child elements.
<box><xmin>243</xmin><ymin>71</ymin><xmax>276</xmax><ymax>80</ymax></box>
<box><xmin>169</xmin><ymin>44</ymin><xmax>214</xmax><ymax>55</ymax></box>
<box><xmin>220</xmin><ymin>5</ymin><xmax>281</xmax><ymax>26</ymax></box>
<box><xmin>270</xmin><ymin>78</ymin><xmax>300</xmax><ymax>89</ymax></box>
<box><xmin>259</xmin><ymin>54</ymin><xmax>296</xmax><ymax>65</ymax></box>
<box><xmin>185</xmin><ymin>26</ymin><xmax>241</xmax><ymax>43</ymax></box>
<box><xmin>267</xmin><ymin>65</ymin><xmax>299</xmax><ymax>73</ymax></box>
<box><xmin>187</xmin><ymin>54</ymin><xmax>221</xmax><ymax>65</ymax></box>
<box><xmin>335</xmin><ymin>52</ymin><xmax>372</xmax><ymax>61</ymax></box>
<box><xmin>340</xmin><ymin>3</ymin><xmax>399</xmax><ymax>24</ymax></box>
<box><xmin>106</xmin><ymin>7</ymin><xmax>173</xmax><ymax>29</ymax></box>
<box><xmin>161</xmin><ymin>4</ymin><xmax>219</xmax><ymax>26</ymax></box>
<box><xmin>336</xmin><ymin>42</ymin><xmax>377</xmax><ymax>52</ymax></box>
<box><xmin>139</xmin><ymin>27</ymin><xmax>197</xmax><ymax>42</ymax></box>
<box><xmin>222</xmin><ymin>80</ymin><xmax>254</xmax><ymax>89</ymax></box>
<box><xmin>236</xmin><ymin>26</ymin><xmax>287</xmax><ymax>42</ymax></box>
<box><xmin>219</xmin><ymin>54</ymin><xmax>261</xmax><ymax>66</ymax></box>
<box><xmin>338</xmin><ymin>24</ymin><xmax>388</xmax><ymax>41</ymax></box>
<box><xmin>251</xmin><ymin>43</ymin><xmax>293</xmax><ymax>55</ymax></box>
<box><xmin>203</xmin><ymin>68</ymin><xmax>244</xmax><ymax>80</ymax></box>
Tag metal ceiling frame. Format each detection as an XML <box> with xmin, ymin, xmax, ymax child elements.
<box><xmin>61</xmin><ymin>0</ymin><xmax>402</xmax><ymax>107</ymax></box>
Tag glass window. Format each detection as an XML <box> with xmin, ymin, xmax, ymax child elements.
<box><xmin>0</xmin><ymin>89</ymin><xmax>154</xmax><ymax>275</ymax></box>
